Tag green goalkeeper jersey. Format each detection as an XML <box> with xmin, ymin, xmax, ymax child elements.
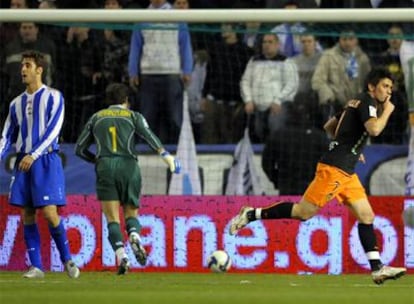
<box><xmin>75</xmin><ymin>105</ymin><xmax>163</xmax><ymax>162</ymax></box>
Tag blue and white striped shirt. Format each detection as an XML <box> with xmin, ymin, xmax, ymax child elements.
<box><xmin>0</xmin><ymin>85</ymin><xmax>64</xmax><ymax>161</ymax></box>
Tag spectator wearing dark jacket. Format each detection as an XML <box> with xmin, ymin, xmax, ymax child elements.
<box><xmin>3</xmin><ymin>22</ymin><xmax>56</xmax><ymax>101</ymax></box>
<box><xmin>201</xmin><ymin>23</ymin><xmax>253</xmax><ymax>144</ymax></box>
<box><xmin>262</xmin><ymin>99</ymin><xmax>328</xmax><ymax>195</ymax></box>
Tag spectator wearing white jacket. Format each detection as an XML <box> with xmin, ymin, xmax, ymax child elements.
<box><xmin>240</xmin><ymin>33</ymin><xmax>299</xmax><ymax>142</ymax></box>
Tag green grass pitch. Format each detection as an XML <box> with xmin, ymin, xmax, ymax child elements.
<box><xmin>0</xmin><ymin>272</ymin><xmax>412</xmax><ymax>304</ymax></box>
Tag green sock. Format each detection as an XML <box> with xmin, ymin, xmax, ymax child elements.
<box><xmin>125</xmin><ymin>217</ymin><xmax>141</xmax><ymax>235</ymax></box>
<box><xmin>107</xmin><ymin>222</ymin><xmax>124</xmax><ymax>251</ymax></box>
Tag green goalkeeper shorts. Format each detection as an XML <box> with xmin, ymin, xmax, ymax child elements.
<box><xmin>95</xmin><ymin>157</ymin><xmax>142</xmax><ymax>207</ymax></box>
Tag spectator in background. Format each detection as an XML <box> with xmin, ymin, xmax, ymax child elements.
<box><xmin>240</xmin><ymin>33</ymin><xmax>299</xmax><ymax>142</ymax></box>
<box><xmin>173</xmin><ymin>0</ymin><xmax>207</xmax><ymax>144</ymax></box>
<box><xmin>293</xmin><ymin>34</ymin><xmax>323</xmax><ymax>128</ymax></box>
<box><xmin>369</xmin><ymin>0</ymin><xmax>414</xmax><ymax>7</ymax></box>
<box><xmin>400</xmin><ymin>32</ymin><xmax>414</xmax><ymax>122</ymax></box>
<box><xmin>266</xmin><ymin>0</ymin><xmax>317</xmax><ymax>8</ymax></box>
<box><xmin>0</xmin><ymin>0</ymin><xmax>30</xmax><ymax>116</ymax></box>
<box><xmin>173</xmin><ymin>0</ymin><xmax>189</xmax><ymax>9</ymax></box>
<box><xmin>187</xmin><ymin>50</ymin><xmax>209</xmax><ymax>143</ymax></box>
<box><xmin>38</xmin><ymin>0</ymin><xmax>56</xmax><ymax>8</ymax></box>
<box><xmin>185</xmin><ymin>0</ymin><xmax>239</xmax><ymax>8</ymax></box>
<box><xmin>104</xmin><ymin>0</ymin><xmax>123</xmax><ymax>8</ymax></box>
<box><xmin>1</xmin><ymin>0</ymin><xmax>29</xmax><ymax>45</ymax></box>
<box><xmin>3</xmin><ymin>22</ymin><xmax>56</xmax><ymax>101</ymax></box>
<box><xmin>123</xmin><ymin>0</ymin><xmax>146</xmax><ymax>8</ymax></box>
<box><xmin>128</xmin><ymin>0</ymin><xmax>193</xmax><ymax>144</ymax></box>
<box><xmin>201</xmin><ymin>23</ymin><xmax>252</xmax><ymax>144</ymax></box>
<box><xmin>271</xmin><ymin>1</ymin><xmax>322</xmax><ymax>58</ymax></box>
<box><xmin>10</xmin><ymin>0</ymin><xmax>29</xmax><ymax>7</ymax></box>
<box><xmin>100</xmin><ymin>0</ymin><xmax>130</xmax><ymax>86</ymax></box>
<box><xmin>62</xmin><ymin>26</ymin><xmax>103</xmax><ymax>142</ymax></box>
<box><xmin>37</xmin><ymin>0</ymin><xmax>69</xmax><ymax>93</ymax></box>
<box><xmin>371</xmin><ymin>24</ymin><xmax>408</xmax><ymax>144</ymax></box>
<box><xmin>333</xmin><ymin>0</ymin><xmax>378</xmax><ymax>7</ymax></box>
<box><xmin>241</xmin><ymin>22</ymin><xmax>263</xmax><ymax>55</ymax></box>
<box><xmin>312</xmin><ymin>28</ymin><xmax>371</xmax><ymax>122</ymax></box>
<box><xmin>262</xmin><ymin>99</ymin><xmax>328</xmax><ymax>194</ymax></box>
<box><xmin>56</xmin><ymin>0</ymin><xmax>98</xmax><ymax>8</ymax></box>
<box><xmin>232</xmin><ymin>0</ymin><xmax>265</xmax><ymax>8</ymax></box>
<box><xmin>376</xmin><ymin>0</ymin><xmax>414</xmax><ymax>36</ymax></box>
<box><xmin>174</xmin><ymin>2</ymin><xmax>204</xmax><ymax>97</ymax></box>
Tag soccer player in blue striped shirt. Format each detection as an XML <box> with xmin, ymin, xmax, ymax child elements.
<box><xmin>0</xmin><ymin>50</ymin><xmax>80</xmax><ymax>279</ymax></box>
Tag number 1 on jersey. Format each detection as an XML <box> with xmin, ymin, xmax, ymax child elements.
<box><xmin>109</xmin><ymin>126</ymin><xmax>117</xmax><ymax>152</ymax></box>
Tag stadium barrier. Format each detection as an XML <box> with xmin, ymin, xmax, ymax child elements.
<box><xmin>1</xmin><ymin>195</ymin><xmax>413</xmax><ymax>274</ymax></box>
<box><xmin>0</xmin><ymin>144</ymin><xmax>408</xmax><ymax>196</ymax></box>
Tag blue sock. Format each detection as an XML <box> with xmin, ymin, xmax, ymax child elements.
<box><xmin>49</xmin><ymin>220</ymin><xmax>72</xmax><ymax>264</ymax></box>
<box><xmin>24</xmin><ymin>224</ymin><xmax>43</xmax><ymax>270</ymax></box>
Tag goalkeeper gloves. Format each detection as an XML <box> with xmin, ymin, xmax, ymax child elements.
<box><xmin>160</xmin><ymin>151</ymin><xmax>181</xmax><ymax>174</ymax></box>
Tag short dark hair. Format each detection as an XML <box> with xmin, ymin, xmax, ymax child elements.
<box><xmin>339</xmin><ymin>25</ymin><xmax>357</xmax><ymax>39</ymax></box>
<box><xmin>105</xmin><ymin>83</ymin><xmax>129</xmax><ymax>105</ymax></box>
<box><xmin>283</xmin><ymin>0</ymin><xmax>299</xmax><ymax>7</ymax></box>
<box><xmin>364</xmin><ymin>68</ymin><xmax>394</xmax><ymax>90</ymax></box>
<box><xmin>104</xmin><ymin>0</ymin><xmax>123</xmax><ymax>6</ymax></box>
<box><xmin>21</xmin><ymin>50</ymin><xmax>47</xmax><ymax>70</ymax></box>
<box><xmin>262</xmin><ymin>33</ymin><xmax>279</xmax><ymax>42</ymax></box>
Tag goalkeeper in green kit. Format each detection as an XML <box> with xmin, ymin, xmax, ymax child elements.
<box><xmin>75</xmin><ymin>83</ymin><xmax>181</xmax><ymax>275</ymax></box>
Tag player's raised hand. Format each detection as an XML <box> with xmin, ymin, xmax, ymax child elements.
<box><xmin>382</xmin><ymin>94</ymin><xmax>395</xmax><ymax>114</ymax></box>
<box><xmin>161</xmin><ymin>151</ymin><xmax>181</xmax><ymax>174</ymax></box>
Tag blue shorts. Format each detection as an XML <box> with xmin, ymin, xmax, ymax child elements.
<box><xmin>9</xmin><ymin>152</ymin><xmax>66</xmax><ymax>208</ymax></box>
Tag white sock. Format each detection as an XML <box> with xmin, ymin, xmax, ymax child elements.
<box><xmin>255</xmin><ymin>208</ymin><xmax>262</xmax><ymax>220</ymax></box>
<box><xmin>129</xmin><ymin>231</ymin><xmax>140</xmax><ymax>242</ymax></box>
<box><xmin>366</xmin><ymin>251</ymin><xmax>380</xmax><ymax>260</ymax></box>
<box><xmin>115</xmin><ymin>247</ymin><xmax>127</xmax><ymax>264</ymax></box>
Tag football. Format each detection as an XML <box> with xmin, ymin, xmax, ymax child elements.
<box><xmin>403</xmin><ymin>206</ymin><xmax>414</xmax><ymax>228</ymax></box>
<box><xmin>207</xmin><ymin>250</ymin><xmax>231</xmax><ymax>273</ymax></box>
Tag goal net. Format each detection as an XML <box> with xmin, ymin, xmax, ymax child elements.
<box><xmin>0</xmin><ymin>8</ymin><xmax>412</xmax><ymax>196</ymax></box>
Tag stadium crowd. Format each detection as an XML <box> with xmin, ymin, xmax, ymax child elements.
<box><xmin>2</xmin><ymin>0</ymin><xmax>414</xmax><ymax>9</ymax></box>
<box><xmin>0</xmin><ymin>0</ymin><xmax>411</xmax><ymax>145</ymax></box>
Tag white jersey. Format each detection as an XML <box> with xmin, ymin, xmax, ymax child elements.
<box><xmin>0</xmin><ymin>85</ymin><xmax>64</xmax><ymax>160</ymax></box>
<box><xmin>240</xmin><ymin>55</ymin><xmax>299</xmax><ymax>111</ymax></box>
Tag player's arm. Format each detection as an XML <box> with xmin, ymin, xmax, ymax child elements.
<box><xmin>135</xmin><ymin>113</ymin><xmax>164</xmax><ymax>150</ymax></box>
<box><xmin>135</xmin><ymin>113</ymin><xmax>181</xmax><ymax>173</ymax></box>
<box><xmin>364</xmin><ymin>96</ymin><xmax>395</xmax><ymax>137</ymax></box>
<box><xmin>323</xmin><ymin>116</ymin><xmax>338</xmax><ymax>139</ymax></box>
<box><xmin>75</xmin><ymin>117</ymin><xmax>96</xmax><ymax>163</ymax></box>
<box><xmin>323</xmin><ymin>108</ymin><xmax>345</xmax><ymax>139</ymax></box>
<box><xmin>0</xmin><ymin>103</ymin><xmax>18</xmax><ymax>161</ymax></box>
